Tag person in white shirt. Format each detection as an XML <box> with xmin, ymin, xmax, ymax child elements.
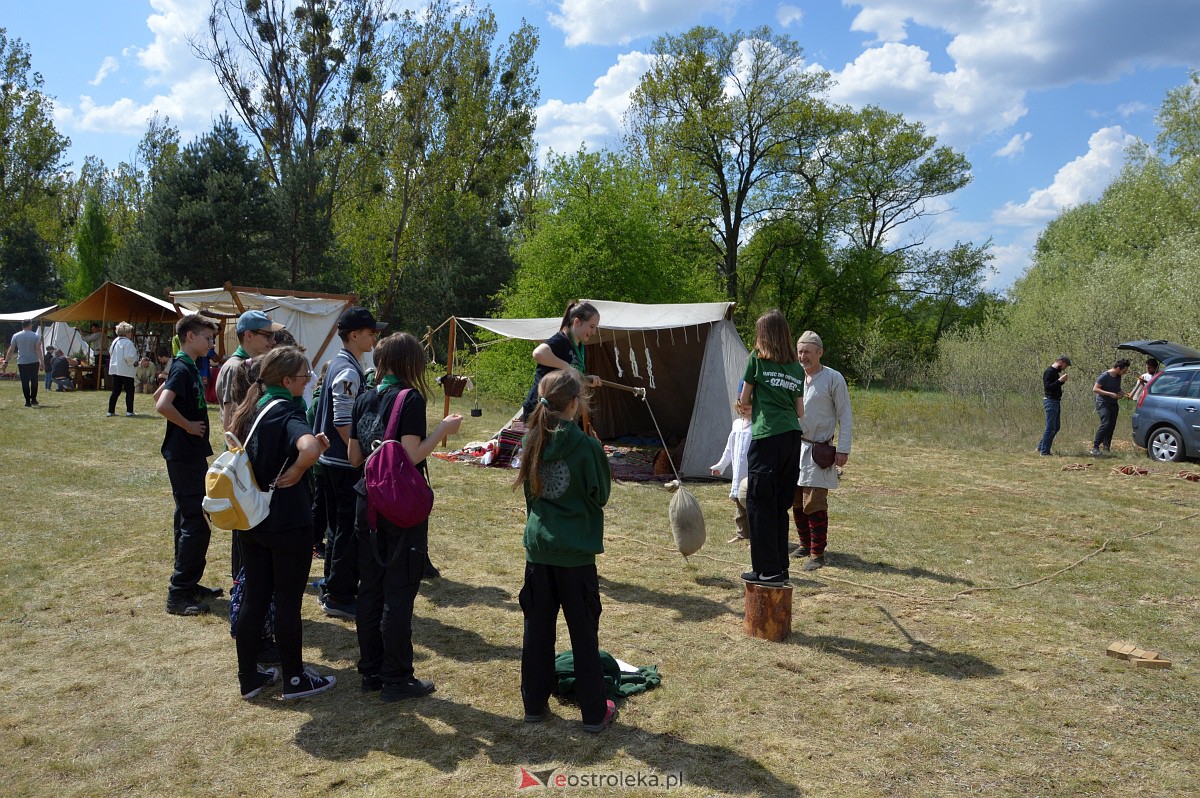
<box><xmin>791</xmin><ymin>331</ymin><xmax>853</xmax><ymax>571</ymax></box>
<box><xmin>107</xmin><ymin>321</ymin><xmax>140</xmax><ymax>417</ymax></box>
<box><xmin>710</xmin><ymin>391</ymin><xmax>752</xmax><ymax>543</ymax></box>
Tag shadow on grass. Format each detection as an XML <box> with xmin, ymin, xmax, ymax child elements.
<box><xmin>421</xmin><ymin>578</ymin><xmax>516</xmax><ymax>610</ymax></box>
<box><xmin>414</xmin><ymin>615</ymin><xmax>522</xmax><ymax>661</ymax></box>
<box><xmin>787</xmin><ymin>606</ymin><xmax>1000</xmax><ymax>679</ymax></box>
<box><xmin>599</xmin><ymin>577</ymin><xmax>734</xmax><ymax>621</ymax></box>
<box><xmin>288</xmin><ymin>694</ymin><xmax>803</xmax><ymax>796</ymax></box>
<box><xmin>830</xmin><ymin>552</ymin><xmax>975</xmax><ymax>586</ymax></box>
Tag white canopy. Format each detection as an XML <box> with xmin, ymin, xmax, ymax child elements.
<box><xmin>169</xmin><ymin>286</ymin><xmax>358</xmax><ymax>372</ymax></box>
<box><xmin>459</xmin><ymin>300</ymin><xmax>736</xmax><ymax>341</ymax></box>
<box><xmin>0</xmin><ymin>305</ymin><xmax>57</xmax><ymax>323</ymax></box>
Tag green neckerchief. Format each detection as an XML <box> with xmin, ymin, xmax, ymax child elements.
<box><xmin>568</xmin><ymin>330</ymin><xmax>586</xmax><ymax>371</ymax></box>
<box><xmin>231</xmin><ymin>345</ymin><xmax>249</xmax><ymax>360</ymax></box>
<box><xmin>175</xmin><ymin>352</ymin><xmax>206</xmax><ymax>410</ymax></box>
<box><xmin>258</xmin><ymin>384</ymin><xmax>306</xmax><ymax>412</ymax></box>
<box><xmin>376</xmin><ymin>374</ymin><xmax>401</xmax><ymax>393</ymax></box>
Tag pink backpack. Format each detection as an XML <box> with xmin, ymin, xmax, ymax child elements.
<box><xmin>364</xmin><ymin>388</ymin><xmax>434</xmax><ymax>530</ymax></box>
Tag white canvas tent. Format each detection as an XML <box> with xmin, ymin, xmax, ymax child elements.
<box><xmin>458</xmin><ymin>300</ymin><xmax>749</xmax><ymax>479</ymax></box>
<box><xmin>169</xmin><ymin>285</ymin><xmax>358</xmax><ymax>372</ymax></box>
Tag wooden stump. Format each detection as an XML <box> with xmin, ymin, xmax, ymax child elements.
<box><xmin>744</xmin><ymin>582</ymin><xmax>793</xmax><ymax>642</ymax></box>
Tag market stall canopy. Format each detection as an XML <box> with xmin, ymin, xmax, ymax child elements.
<box><xmin>43</xmin><ymin>281</ymin><xmax>179</xmax><ymax>324</ymax></box>
<box><xmin>169</xmin><ymin>285</ymin><xmax>357</xmax><ymax>370</ymax></box>
<box><xmin>458</xmin><ymin>300</ymin><xmax>735</xmax><ymax>341</ymax></box>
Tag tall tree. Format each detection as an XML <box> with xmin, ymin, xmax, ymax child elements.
<box><xmin>138</xmin><ymin>117</ymin><xmax>282</xmax><ymax>291</ymax></box>
<box><xmin>198</xmin><ymin>0</ymin><xmax>387</xmax><ymax>285</ymax></box>
<box><xmin>626</xmin><ymin>26</ymin><xmax>831</xmax><ymax>307</ymax></box>
<box><xmin>340</xmin><ymin>0</ymin><xmax>539</xmax><ymax>323</ymax></box>
<box><xmin>69</xmin><ymin>191</ymin><xmax>114</xmax><ymax>300</ymax></box>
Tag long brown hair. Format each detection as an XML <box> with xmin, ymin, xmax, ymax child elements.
<box><xmin>513</xmin><ymin>368</ymin><xmax>590</xmax><ymax>497</ymax></box>
<box><xmin>373</xmin><ymin>333</ymin><xmax>430</xmax><ymax>396</ymax></box>
<box><xmin>560</xmin><ymin>301</ymin><xmax>598</xmax><ymax>333</ymax></box>
<box><xmin>228</xmin><ymin>346</ymin><xmax>309</xmax><ymax>439</ymax></box>
<box><xmin>754</xmin><ymin>310</ymin><xmax>795</xmax><ymax>363</ymax></box>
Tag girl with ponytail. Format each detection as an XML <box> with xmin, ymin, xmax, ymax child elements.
<box><xmin>518</xmin><ymin>300</ymin><xmax>602</xmax><ymax>421</ymax></box>
<box><xmin>229</xmin><ymin>346</ymin><xmax>337</xmax><ymax>700</ymax></box>
<box><xmin>514</xmin><ymin>368</ymin><xmax>616</xmax><ymax>733</ymax></box>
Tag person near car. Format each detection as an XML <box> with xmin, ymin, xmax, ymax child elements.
<box><xmin>1130</xmin><ymin>357</ymin><xmax>1159</xmax><ymax>403</ymax></box>
<box><xmin>1091</xmin><ymin>359</ymin><xmax>1131</xmax><ymax>455</ymax></box>
<box><xmin>6</xmin><ymin>319</ymin><xmax>43</xmax><ymax>407</ymax></box>
<box><xmin>1038</xmin><ymin>355</ymin><xmax>1072</xmax><ymax>456</ymax></box>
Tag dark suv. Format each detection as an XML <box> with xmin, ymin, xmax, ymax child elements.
<box><xmin>1121</xmin><ymin>340</ymin><xmax>1200</xmax><ymax>462</ymax></box>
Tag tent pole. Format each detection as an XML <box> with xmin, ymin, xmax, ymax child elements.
<box><xmin>441</xmin><ymin>317</ymin><xmax>456</xmax><ymax>447</ymax></box>
<box><xmin>97</xmin><ymin>285</ymin><xmax>109</xmax><ymax>390</ymax></box>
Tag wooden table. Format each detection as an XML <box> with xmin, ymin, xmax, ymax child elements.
<box><xmin>70</xmin><ymin>365</ymin><xmax>103</xmax><ymax>390</ymax></box>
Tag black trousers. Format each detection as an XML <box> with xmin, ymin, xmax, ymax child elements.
<box><xmin>1094</xmin><ymin>402</ymin><xmax>1118</xmax><ymax>449</ymax></box>
<box><xmin>355</xmin><ymin>496</ymin><xmax>425</xmax><ymax>685</ymax></box>
<box><xmin>108</xmin><ymin>374</ymin><xmax>135</xmax><ymax>414</ymax></box>
<box><xmin>166</xmin><ymin>458</ymin><xmax>212</xmax><ymax>600</ymax></box>
<box><xmin>18</xmin><ymin>362</ymin><xmax>38</xmax><ymax>403</ymax></box>
<box><xmin>322</xmin><ymin>465</ymin><xmax>361</xmax><ymax>603</ymax></box>
<box><xmin>235</xmin><ymin>526</ymin><xmax>312</xmax><ymax>684</ymax></box>
<box><xmin>519</xmin><ymin>561</ymin><xmax>606</xmax><ymax>726</ymax></box>
<box><xmin>747</xmin><ymin>429</ymin><xmax>803</xmax><ymax>576</ymax></box>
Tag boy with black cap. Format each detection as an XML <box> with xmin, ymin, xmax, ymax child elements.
<box><xmin>313</xmin><ymin>307</ymin><xmax>386</xmax><ymax>619</ymax></box>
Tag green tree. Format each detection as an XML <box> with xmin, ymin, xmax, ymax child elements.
<box><xmin>627</xmin><ymin>26</ymin><xmax>832</xmax><ymax>308</ymax></box>
<box><xmin>108</xmin><ymin>117</ymin><xmax>183</xmax><ymax>292</ymax></box>
<box><xmin>199</xmin><ymin>0</ymin><xmax>387</xmax><ymax>285</ymax></box>
<box><xmin>504</xmin><ymin>149</ymin><xmax>720</xmax><ymax>318</ymax></box>
<box><xmin>340</xmin><ymin>0</ymin><xmax>539</xmax><ymax>323</ymax></box>
<box><xmin>138</xmin><ymin>117</ymin><xmax>282</xmax><ymax>291</ymax></box>
<box><xmin>68</xmin><ymin>192</ymin><xmax>114</xmax><ymax>300</ymax></box>
<box><xmin>0</xmin><ymin>218</ymin><xmax>58</xmax><ymax>309</ymax></box>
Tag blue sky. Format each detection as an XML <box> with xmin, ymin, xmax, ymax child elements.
<box><xmin>6</xmin><ymin>1</ymin><xmax>1199</xmax><ymax>288</ymax></box>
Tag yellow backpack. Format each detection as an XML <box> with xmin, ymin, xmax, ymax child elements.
<box><xmin>203</xmin><ymin>399</ymin><xmax>284</xmax><ymax>531</ymax></box>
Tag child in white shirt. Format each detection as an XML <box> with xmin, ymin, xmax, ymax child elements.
<box><xmin>710</xmin><ymin>394</ymin><xmax>752</xmax><ymax>543</ymax></box>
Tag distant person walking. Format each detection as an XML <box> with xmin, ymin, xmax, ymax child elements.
<box><xmin>6</xmin><ymin>319</ymin><xmax>43</xmax><ymax>407</ymax></box>
<box><xmin>107</xmin><ymin>322</ymin><xmax>139</xmax><ymax>417</ymax></box>
<box><xmin>1091</xmin><ymin>359</ymin><xmax>1131</xmax><ymax>456</ymax></box>
<box><xmin>1038</xmin><ymin>355</ymin><xmax>1072</xmax><ymax>456</ymax></box>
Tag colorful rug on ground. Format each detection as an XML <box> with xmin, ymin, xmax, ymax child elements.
<box><xmin>431</xmin><ymin>425</ymin><xmax>670</xmax><ymax>482</ymax></box>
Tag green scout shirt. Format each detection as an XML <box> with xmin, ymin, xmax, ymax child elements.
<box><xmin>742</xmin><ymin>352</ymin><xmax>805</xmax><ymax>440</ymax></box>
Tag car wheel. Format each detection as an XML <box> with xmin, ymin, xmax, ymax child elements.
<box><xmin>1147</xmin><ymin>427</ymin><xmax>1184</xmax><ymax>462</ymax></box>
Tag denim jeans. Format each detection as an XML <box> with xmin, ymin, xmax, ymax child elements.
<box><xmin>1094</xmin><ymin>401</ymin><xmax>1118</xmax><ymax>450</ymax></box>
<box><xmin>1039</xmin><ymin>398</ymin><xmax>1061</xmax><ymax>454</ymax></box>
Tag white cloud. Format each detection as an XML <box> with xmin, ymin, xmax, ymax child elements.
<box><xmin>535</xmin><ymin>52</ymin><xmax>653</xmax><ymax>157</ymax></box>
<box><xmin>548</xmin><ymin>0</ymin><xmax>739</xmax><ymax>47</ymax></box>
<box><xmin>57</xmin><ymin>0</ymin><xmax>230</xmax><ymax>147</ymax></box>
<box><xmin>993</xmin><ymin>126</ymin><xmax>1135</xmax><ymax>226</ymax></box>
<box><xmin>776</xmin><ymin>4</ymin><xmax>803</xmax><ymax>28</ymax></box>
<box><xmin>994</xmin><ymin>132</ymin><xmax>1032</xmax><ymax>158</ymax></box>
<box><xmin>1116</xmin><ymin>101</ymin><xmax>1150</xmax><ymax>118</ymax></box>
<box><xmin>89</xmin><ymin>57</ymin><xmax>120</xmax><ymax>87</ymax></box>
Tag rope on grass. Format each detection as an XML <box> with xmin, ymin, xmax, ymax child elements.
<box><xmin>609</xmin><ymin>513</ymin><xmax>1200</xmax><ymax>605</ymax></box>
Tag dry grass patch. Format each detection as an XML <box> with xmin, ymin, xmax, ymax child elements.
<box><xmin>2</xmin><ymin>383</ymin><xmax>1198</xmax><ymax>797</ymax></box>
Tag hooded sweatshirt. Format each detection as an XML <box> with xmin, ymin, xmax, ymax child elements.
<box><xmin>523</xmin><ymin>421</ymin><xmax>612</xmax><ymax>567</ymax></box>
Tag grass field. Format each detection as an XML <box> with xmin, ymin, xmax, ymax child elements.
<box><xmin>2</xmin><ymin>379</ymin><xmax>1198</xmax><ymax>797</ymax></box>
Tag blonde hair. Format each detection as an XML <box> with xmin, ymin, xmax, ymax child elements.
<box><xmin>513</xmin><ymin>369</ymin><xmax>590</xmax><ymax>497</ymax></box>
<box><xmin>115</xmin><ymin>321</ymin><xmax>134</xmax><ymax>337</ymax></box>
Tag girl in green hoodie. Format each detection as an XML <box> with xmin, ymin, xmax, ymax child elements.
<box><xmin>514</xmin><ymin>368</ymin><xmax>616</xmax><ymax>733</ymax></box>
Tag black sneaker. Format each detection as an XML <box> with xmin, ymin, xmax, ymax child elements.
<box><xmin>30</xmin><ymin>399</ymin><xmax>39</xmax><ymax>406</ymax></box>
<box><xmin>361</xmin><ymin>674</ymin><xmax>383</xmax><ymax>692</ymax></box>
<box><xmin>524</xmin><ymin>702</ymin><xmax>550</xmax><ymax>723</ymax></box>
<box><xmin>422</xmin><ymin>563</ymin><xmax>441</xmax><ymax>579</ymax></box>
<box><xmin>166</xmin><ymin>596</ymin><xmax>210</xmax><ymax>616</ymax></box>
<box><xmin>802</xmin><ymin>555</ymin><xmax>826</xmax><ymax>572</ymax></box>
<box><xmin>380</xmin><ymin>678</ymin><xmax>435</xmax><ymax>702</ymax></box>
<box><xmin>241</xmin><ymin>666</ymin><xmax>281</xmax><ymax>699</ymax></box>
<box><xmin>582</xmin><ymin>700</ymin><xmax>618</xmax><ymax>733</ymax></box>
<box><xmin>281</xmin><ymin>665</ymin><xmax>336</xmax><ymax>699</ymax></box>
<box><xmin>741</xmin><ymin>571</ymin><xmax>789</xmax><ymax>586</ymax></box>
<box><xmin>193</xmin><ymin>584</ymin><xmax>224</xmax><ymax>600</ymax></box>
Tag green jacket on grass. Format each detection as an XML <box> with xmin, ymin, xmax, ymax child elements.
<box><xmin>523</xmin><ymin>421</ymin><xmax>611</xmax><ymax>567</ymax></box>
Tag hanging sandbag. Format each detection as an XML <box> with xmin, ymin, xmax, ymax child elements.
<box><xmin>666</xmin><ymin>480</ymin><xmax>706</xmax><ymax>557</ymax></box>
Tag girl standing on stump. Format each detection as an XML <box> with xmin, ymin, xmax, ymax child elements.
<box><xmin>739</xmin><ymin>310</ymin><xmax>805</xmax><ymax>586</ymax></box>
<box><xmin>515</xmin><ymin>369</ymin><xmax>616</xmax><ymax>733</ymax></box>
